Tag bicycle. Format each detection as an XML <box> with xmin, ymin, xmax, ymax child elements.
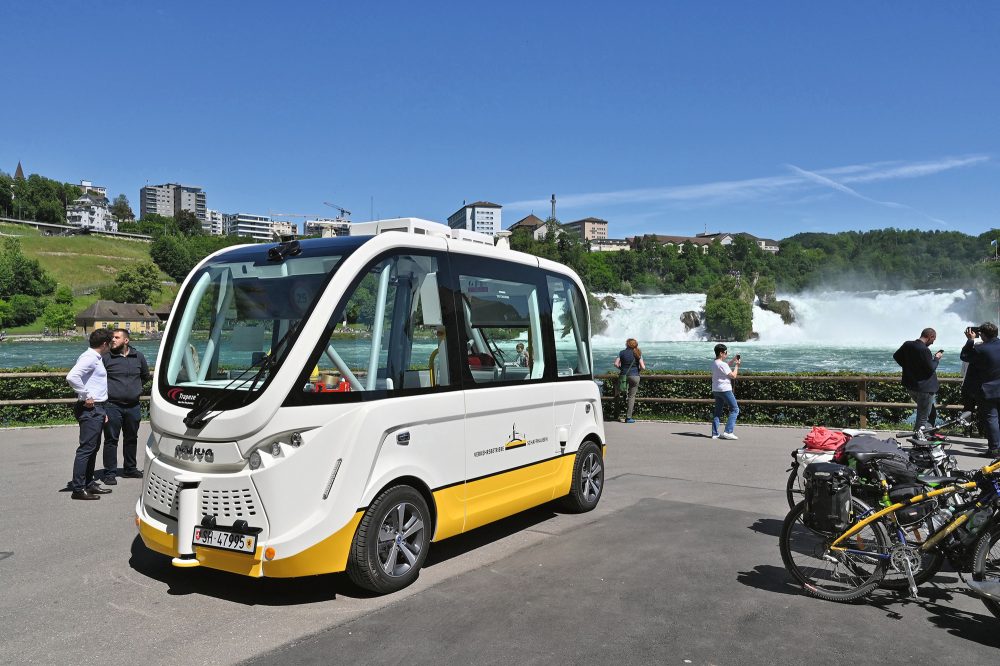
<box><xmin>784</xmin><ymin>412</ymin><xmax>971</xmax><ymax>510</ymax></box>
<box><xmin>779</xmin><ymin>454</ymin><xmax>1000</xmax><ymax>618</ymax></box>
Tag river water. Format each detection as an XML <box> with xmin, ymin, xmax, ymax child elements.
<box><xmin>0</xmin><ymin>290</ymin><xmax>984</xmax><ymax>374</ymax></box>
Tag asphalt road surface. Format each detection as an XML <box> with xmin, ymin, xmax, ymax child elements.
<box><xmin>1</xmin><ymin>420</ymin><xmax>998</xmax><ymax>665</ymax></box>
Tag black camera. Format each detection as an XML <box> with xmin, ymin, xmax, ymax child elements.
<box><xmin>735</xmin><ymin>354</ymin><xmax>741</xmax><ymax>361</ymax></box>
<box><xmin>970</xmin><ymin>326</ymin><xmax>982</xmax><ymax>336</ymax></box>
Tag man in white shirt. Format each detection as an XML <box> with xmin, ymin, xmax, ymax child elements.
<box><xmin>65</xmin><ymin>329</ymin><xmax>113</xmax><ymax>500</ymax></box>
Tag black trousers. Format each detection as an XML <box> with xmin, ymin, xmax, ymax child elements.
<box><xmin>103</xmin><ymin>401</ymin><xmax>141</xmax><ymax>474</ymax></box>
<box><xmin>71</xmin><ymin>402</ymin><xmax>105</xmax><ymax>491</ymax></box>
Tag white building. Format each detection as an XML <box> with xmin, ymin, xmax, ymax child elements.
<box><xmin>204</xmin><ymin>209</ymin><xmax>225</xmax><ymax>236</ymax></box>
<box><xmin>66</xmin><ymin>193</ymin><xmax>118</xmax><ymax>232</ymax></box>
<box><xmin>304</xmin><ymin>217</ymin><xmax>351</xmax><ymax>237</ymax></box>
<box><xmin>225</xmin><ymin>213</ymin><xmax>275</xmax><ymax>241</ymax></box>
<box><xmin>78</xmin><ymin>180</ymin><xmax>107</xmax><ymax>197</ymax></box>
<box><xmin>272</xmin><ymin>220</ymin><xmax>297</xmax><ymax>238</ymax></box>
<box><xmin>447</xmin><ymin>201</ymin><xmax>502</xmax><ymax>236</ymax></box>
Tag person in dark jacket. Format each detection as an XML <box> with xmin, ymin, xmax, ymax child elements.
<box><xmin>961</xmin><ymin>322</ymin><xmax>1000</xmax><ymax>458</ymax></box>
<box><xmin>101</xmin><ymin>328</ymin><xmax>150</xmax><ymax>483</ymax></box>
<box><xmin>893</xmin><ymin>327</ymin><xmax>943</xmax><ymax>433</ymax></box>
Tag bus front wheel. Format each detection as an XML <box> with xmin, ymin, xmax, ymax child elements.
<box><xmin>561</xmin><ymin>441</ymin><xmax>604</xmax><ymax>513</ymax></box>
<box><xmin>347</xmin><ymin>485</ymin><xmax>431</xmax><ymax>594</ymax></box>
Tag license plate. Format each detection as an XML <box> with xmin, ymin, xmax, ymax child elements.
<box><xmin>192</xmin><ymin>526</ymin><xmax>256</xmax><ymax>554</ymax></box>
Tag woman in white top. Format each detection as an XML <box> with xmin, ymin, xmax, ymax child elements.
<box><xmin>711</xmin><ymin>343</ymin><xmax>741</xmax><ymax>439</ymax></box>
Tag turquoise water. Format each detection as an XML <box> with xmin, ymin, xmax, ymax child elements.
<box><xmin>0</xmin><ymin>338</ymin><xmax>965</xmax><ymax>375</ymax></box>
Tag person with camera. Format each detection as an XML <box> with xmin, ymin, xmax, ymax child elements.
<box><xmin>893</xmin><ymin>327</ymin><xmax>944</xmax><ymax>433</ymax></box>
<box><xmin>711</xmin><ymin>344</ymin><xmax>741</xmax><ymax>440</ymax></box>
<box><xmin>613</xmin><ymin>338</ymin><xmax>645</xmax><ymax>423</ymax></box>
<box><xmin>961</xmin><ymin>323</ymin><xmax>1000</xmax><ymax>458</ymax></box>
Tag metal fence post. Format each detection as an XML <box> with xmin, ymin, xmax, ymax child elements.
<box><xmin>858</xmin><ymin>379</ymin><xmax>868</xmax><ymax>428</ymax></box>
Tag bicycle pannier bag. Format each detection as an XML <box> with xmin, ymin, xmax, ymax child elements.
<box><xmin>803</xmin><ymin>462</ymin><xmax>854</xmax><ymax>533</ymax></box>
<box><xmin>888</xmin><ymin>483</ymin><xmax>934</xmax><ymax>525</ymax></box>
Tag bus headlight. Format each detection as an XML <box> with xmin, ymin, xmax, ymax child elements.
<box><xmin>270</xmin><ymin>442</ymin><xmax>282</xmax><ymax>457</ymax></box>
<box><xmin>290</xmin><ymin>432</ymin><xmax>303</xmax><ymax>447</ymax></box>
<box><xmin>248</xmin><ymin>451</ymin><xmax>262</xmax><ymax>470</ymax></box>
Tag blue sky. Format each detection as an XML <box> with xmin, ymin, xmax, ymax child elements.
<box><xmin>2</xmin><ymin>1</ymin><xmax>999</xmax><ymax>240</ymax></box>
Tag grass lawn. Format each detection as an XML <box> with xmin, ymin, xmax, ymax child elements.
<box><xmin>1</xmin><ymin>222</ymin><xmax>178</xmax><ymax>333</ymax></box>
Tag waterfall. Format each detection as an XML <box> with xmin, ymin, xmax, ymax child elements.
<box><xmin>595</xmin><ymin>290</ymin><xmax>978</xmax><ymax>346</ymax></box>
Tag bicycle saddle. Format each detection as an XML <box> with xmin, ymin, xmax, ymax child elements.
<box><xmin>916</xmin><ymin>474</ymin><xmax>966</xmax><ymax>485</ymax></box>
<box><xmin>851</xmin><ymin>451</ymin><xmax>903</xmax><ymax>463</ymax></box>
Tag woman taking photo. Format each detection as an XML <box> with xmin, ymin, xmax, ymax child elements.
<box><xmin>711</xmin><ymin>343</ymin><xmax>741</xmax><ymax>439</ymax></box>
<box><xmin>614</xmin><ymin>338</ymin><xmax>645</xmax><ymax>423</ymax></box>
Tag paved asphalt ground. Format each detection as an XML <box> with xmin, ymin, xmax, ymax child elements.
<box><xmin>2</xmin><ymin>421</ymin><xmax>999</xmax><ymax>665</ymax></box>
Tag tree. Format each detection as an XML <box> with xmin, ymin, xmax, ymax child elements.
<box><xmin>114</xmin><ymin>262</ymin><xmax>162</xmax><ymax>304</ymax></box>
<box><xmin>0</xmin><ymin>237</ymin><xmax>56</xmax><ymax>300</ymax></box>
<box><xmin>54</xmin><ymin>285</ymin><xmax>74</xmax><ymax>305</ymax></box>
<box><xmin>150</xmin><ymin>235</ymin><xmax>195</xmax><ymax>282</ymax></box>
<box><xmin>111</xmin><ymin>194</ymin><xmax>134</xmax><ymax>221</ymax></box>
<box><xmin>7</xmin><ymin>294</ymin><xmax>45</xmax><ymax>327</ymax></box>
<box><xmin>0</xmin><ymin>299</ymin><xmax>11</xmax><ymax>327</ymax></box>
<box><xmin>0</xmin><ymin>172</ymin><xmax>13</xmax><ymax>216</ymax></box>
<box><xmin>42</xmin><ymin>302</ymin><xmax>76</xmax><ymax>334</ymax></box>
<box><xmin>174</xmin><ymin>209</ymin><xmax>203</xmax><ymax>237</ymax></box>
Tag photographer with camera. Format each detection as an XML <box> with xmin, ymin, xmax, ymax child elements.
<box><xmin>961</xmin><ymin>323</ymin><xmax>1000</xmax><ymax>458</ymax></box>
<box><xmin>893</xmin><ymin>327</ymin><xmax>943</xmax><ymax>433</ymax></box>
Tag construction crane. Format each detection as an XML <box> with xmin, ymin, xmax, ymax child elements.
<box><xmin>323</xmin><ymin>202</ymin><xmax>351</xmax><ymax>219</ymax></box>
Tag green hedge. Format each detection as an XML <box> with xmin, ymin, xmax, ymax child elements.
<box><xmin>600</xmin><ymin>370</ymin><xmax>967</xmax><ymax>429</ymax></box>
<box><xmin>0</xmin><ymin>366</ymin><xmax>150</xmax><ymax>427</ymax></box>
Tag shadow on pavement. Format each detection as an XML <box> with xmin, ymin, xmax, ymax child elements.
<box><xmin>748</xmin><ymin>517</ymin><xmax>784</xmax><ymax>537</ymax></box>
<box><xmin>736</xmin><ymin>564</ymin><xmax>810</xmax><ymax>597</ymax></box>
<box><xmin>424</xmin><ymin>503</ymin><xmax>560</xmax><ymax>567</ymax></box>
<box><xmin>672</xmin><ymin>431</ymin><xmax>714</xmax><ymax>438</ymax></box>
<box><xmin>127</xmin><ymin>536</ymin><xmax>373</xmax><ymax>604</ymax></box>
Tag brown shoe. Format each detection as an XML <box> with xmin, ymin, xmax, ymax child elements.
<box><xmin>71</xmin><ymin>490</ymin><xmax>100</xmax><ymax>500</ymax></box>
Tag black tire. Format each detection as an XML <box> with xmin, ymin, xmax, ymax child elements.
<box><xmin>972</xmin><ymin>526</ymin><xmax>1000</xmax><ymax>620</ymax></box>
<box><xmin>561</xmin><ymin>441</ymin><xmax>604</xmax><ymax>513</ymax></box>
<box><xmin>779</xmin><ymin>499</ymin><xmax>889</xmax><ymax>602</ymax></box>
<box><xmin>786</xmin><ymin>467</ymin><xmax>802</xmax><ymax>511</ymax></box>
<box><xmin>347</xmin><ymin>485</ymin><xmax>431</xmax><ymax>594</ymax></box>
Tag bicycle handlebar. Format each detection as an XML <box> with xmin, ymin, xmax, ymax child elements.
<box><xmin>895</xmin><ymin>411</ymin><xmax>972</xmax><ymax>439</ymax></box>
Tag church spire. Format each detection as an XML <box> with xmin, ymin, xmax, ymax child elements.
<box><xmin>14</xmin><ymin>161</ymin><xmax>24</xmax><ymax>180</ymax></box>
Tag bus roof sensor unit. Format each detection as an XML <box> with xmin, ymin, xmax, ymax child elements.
<box><xmin>350</xmin><ymin>217</ymin><xmax>495</xmax><ymax>246</ymax></box>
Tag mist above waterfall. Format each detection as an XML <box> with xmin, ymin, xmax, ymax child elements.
<box><xmin>595</xmin><ymin>290</ymin><xmax>979</xmax><ymax>346</ymax></box>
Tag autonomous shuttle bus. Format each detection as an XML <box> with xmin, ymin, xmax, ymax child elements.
<box><xmin>137</xmin><ymin>218</ymin><xmax>605</xmax><ymax>593</ymax></box>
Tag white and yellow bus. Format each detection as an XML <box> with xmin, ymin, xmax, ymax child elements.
<box><xmin>137</xmin><ymin>218</ymin><xmax>605</xmax><ymax>593</ymax></box>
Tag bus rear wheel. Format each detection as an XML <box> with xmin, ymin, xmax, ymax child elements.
<box><xmin>347</xmin><ymin>485</ymin><xmax>431</xmax><ymax>594</ymax></box>
<box><xmin>561</xmin><ymin>441</ymin><xmax>604</xmax><ymax>513</ymax></box>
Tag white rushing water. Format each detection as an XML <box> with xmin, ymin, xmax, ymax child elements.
<box><xmin>596</xmin><ymin>289</ymin><xmax>979</xmax><ymax>347</ymax></box>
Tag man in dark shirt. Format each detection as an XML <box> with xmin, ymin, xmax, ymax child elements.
<box><xmin>962</xmin><ymin>322</ymin><xmax>1000</xmax><ymax>458</ymax></box>
<box><xmin>893</xmin><ymin>327</ymin><xmax>943</xmax><ymax>433</ymax></box>
<box><xmin>101</xmin><ymin>328</ymin><xmax>150</xmax><ymax>484</ymax></box>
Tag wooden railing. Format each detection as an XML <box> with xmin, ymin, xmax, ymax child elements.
<box><xmin>596</xmin><ymin>374</ymin><xmax>965</xmax><ymax>428</ymax></box>
<box><xmin>1</xmin><ymin>371</ymin><xmax>961</xmax><ymax>428</ymax></box>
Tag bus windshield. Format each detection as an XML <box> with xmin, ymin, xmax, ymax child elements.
<box><xmin>161</xmin><ymin>244</ymin><xmax>354</xmax><ymax>397</ymax></box>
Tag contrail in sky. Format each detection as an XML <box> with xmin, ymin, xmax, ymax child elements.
<box><xmin>785</xmin><ymin>163</ymin><xmax>951</xmax><ymax>227</ymax></box>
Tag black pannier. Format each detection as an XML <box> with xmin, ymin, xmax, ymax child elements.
<box><xmin>888</xmin><ymin>483</ymin><xmax>934</xmax><ymax>525</ymax></box>
<box><xmin>840</xmin><ymin>435</ymin><xmax>920</xmax><ymax>483</ymax></box>
<box><xmin>803</xmin><ymin>462</ymin><xmax>855</xmax><ymax>534</ymax></box>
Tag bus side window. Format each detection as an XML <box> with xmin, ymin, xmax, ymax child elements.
<box><xmin>457</xmin><ymin>272</ymin><xmax>544</xmax><ymax>384</ymax></box>
<box><xmin>547</xmin><ymin>276</ymin><xmax>591</xmax><ymax>378</ymax></box>
<box><xmin>304</xmin><ymin>253</ymin><xmax>449</xmax><ymax>395</ymax></box>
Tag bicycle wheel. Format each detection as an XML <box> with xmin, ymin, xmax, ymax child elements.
<box><xmin>971</xmin><ymin>526</ymin><xmax>1000</xmax><ymax>620</ymax></box>
<box><xmin>780</xmin><ymin>499</ymin><xmax>890</xmax><ymax>602</ymax></box>
<box><xmin>786</xmin><ymin>468</ymin><xmax>803</xmax><ymax>511</ymax></box>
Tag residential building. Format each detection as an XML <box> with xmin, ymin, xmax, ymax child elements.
<box><xmin>696</xmin><ymin>231</ymin><xmax>781</xmax><ymax>253</ymax></box>
<box><xmin>304</xmin><ymin>217</ymin><xmax>351</xmax><ymax>237</ymax></box>
<box><xmin>562</xmin><ymin>217</ymin><xmax>608</xmax><ymax>241</ymax></box>
<box><xmin>590</xmin><ymin>238</ymin><xmax>631</xmax><ymax>252</ymax></box>
<box><xmin>75</xmin><ymin>300</ymin><xmax>159</xmax><ymax>335</ymax></box>
<box><xmin>447</xmin><ymin>201</ymin><xmax>502</xmax><ymax>236</ymax></box>
<box><xmin>226</xmin><ymin>212</ymin><xmax>275</xmax><ymax>241</ymax></box>
<box><xmin>508</xmin><ymin>214</ymin><xmax>552</xmax><ymax>240</ymax></box>
<box><xmin>139</xmin><ymin>183</ymin><xmax>207</xmax><ymax>222</ymax></box>
<box><xmin>635</xmin><ymin>234</ymin><xmax>715</xmax><ymax>255</ymax></box>
<box><xmin>272</xmin><ymin>220</ymin><xmax>297</xmax><ymax>238</ymax></box>
<box><xmin>78</xmin><ymin>180</ymin><xmax>107</xmax><ymax>197</ymax></box>
<box><xmin>66</xmin><ymin>193</ymin><xmax>117</xmax><ymax>232</ymax></box>
<box><xmin>204</xmin><ymin>209</ymin><xmax>226</xmax><ymax>235</ymax></box>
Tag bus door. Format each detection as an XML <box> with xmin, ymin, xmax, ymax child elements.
<box><xmin>453</xmin><ymin>258</ymin><xmax>559</xmax><ymax>531</ymax></box>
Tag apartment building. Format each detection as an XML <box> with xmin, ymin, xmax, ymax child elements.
<box><xmin>562</xmin><ymin>217</ymin><xmax>608</xmax><ymax>241</ymax></box>
<box><xmin>66</xmin><ymin>193</ymin><xmax>117</xmax><ymax>232</ymax></box>
<box><xmin>304</xmin><ymin>218</ymin><xmax>351</xmax><ymax>237</ymax></box>
<box><xmin>204</xmin><ymin>209</ymin><xmax>225</xmax><ymax>235</ymax></box>
<box><xmin>139</xmin><ymin>183</ymin><xmax>207</xmax><ymax>222</ymax></box>
<box><xmin>447</xmin><ymin>201</ymin><xmax>502</xmax><ymax>236</ymax></box>
<box><xmin>225</xmin><ymin>213</ymin><xmax>275</xmax><ymax>241</ymax></box>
